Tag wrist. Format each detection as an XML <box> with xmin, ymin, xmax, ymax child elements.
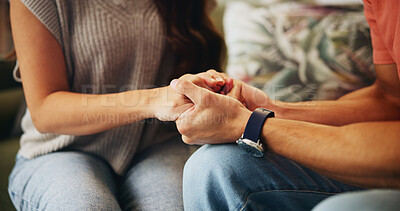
<box><xmin>236</xmin><ymin>108</ymin><xmax>275</xmax><ymax>157</ymax></box>
<box><xmin>139</xmin><ymin>88</ymin><xmax>164</xmax><ymax>119</ymax></box>
<box><xmin>234</xmin><ymin>107</ymin><xmax>252</xmax><ymax>140</ymax></box>
<box><xmin>117</xmin><ymin>89</ymin><xmax>155</xmax><ymax>119</ymax></box>
<box><xmin>266</xmin><ymin>100</ymin><xmax>285</xmax><ymax>118</ymax></box>
<box><xmin>147</xmin><ymin>87</ymin><xmax>165</xmax><ymax>119</ymax></box>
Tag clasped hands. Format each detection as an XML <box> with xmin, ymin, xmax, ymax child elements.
<box><xmin>151</xmin><ymin>70</ymin><xmax>272</xmax><ymax>145</ymax></box>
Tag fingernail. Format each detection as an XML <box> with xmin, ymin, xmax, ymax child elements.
<box><xmin>170</xmin><ymin>79</ymin><xmax>179</xmax><ymax>87</ymax></box>
<box><xmin>216</xmin><ymin>78</ymin><xmax>224</xmax><ymax>82</ymax></box>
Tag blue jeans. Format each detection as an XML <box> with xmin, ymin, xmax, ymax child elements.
<box><xmin>8</xmin><ymin>137</ymin><xmax>196</xmax><ymax>210</ymax></box>
<box><xmin>312</xmin><ymin>190</ymin><xmax>400</xmax><ymax>211</ymax></box>
<box><xmin>183</xmin><ymin>144</ymin><xmax>362</xmax><ymax>210</ymax></box>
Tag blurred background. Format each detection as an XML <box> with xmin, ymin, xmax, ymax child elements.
<box><xmin>0</xmin><ymin>0</ymin><xmax>372</xmax><ymax>210</ymax></box>
<box><xmin>0</xmin><ymin>0</ymin><xmax>24</xmax><ymax>210</ymax></box>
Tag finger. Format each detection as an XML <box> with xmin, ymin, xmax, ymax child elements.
<box><xmin>206</xmin><ymin>69</ymin><xmax>226</xmax><ymax>86</ymax></box>
<box><xmin>226</xmin><ymin>83</ymin><xmax>243</xmax><ymax>103</ymax></box>
<box><xmin>206</xmin><ymin>70</ymin><xmax>233</xmax><ymax>93</ymax></box>
<box><xmin>222</xmin><ymin>78</ymin><xmax>234</xmax><ymax>94</ymax></box>
<box><xmin>196</xmin><ymin>72</ymin><xmax>224</xmax><ymax>93</ymax></box>
<box><xmin>170</xmin><ymin>79</ymin><xmax>210</xmax><ymax>105</ymax></box>
<box><xmin>226</xmin><ymin>86</ymin><xmax>239</xmax><ymax>98</ymax></box>
<box><xmin>184</xmin><ymin>72</ymin><xmax>220</xmax><ymax>92</ymax></box>
<box><xmin>181</xmin><ymin>135</ymin><xmax>194</xmax><ymax>145</ymax></box>
<box><xmin>197</xmin><ymin>73</ymin><xmax>220</xmax><ymax>91</ymax></box>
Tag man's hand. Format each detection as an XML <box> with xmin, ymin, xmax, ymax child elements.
<box><xmin>200</xmin><ymin>69</ymin><xmax>273</xmax><ymax>111</ymax></box>
<box><xmin>226</xmin><ymin>79</ymin><xmax>273</xmax><ymax>111</ymax></box>
<box><xmin>194</xmin><ymin>70</ymin><xmax>273</xmax><ymax>111</ymax></box>
<box><xmin>170</xmin><ymin>79</ymin><xmax>252</xmax><ymax>144</ymax></box>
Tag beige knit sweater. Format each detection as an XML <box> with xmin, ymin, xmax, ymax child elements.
<box><xmin>16</xmin><ymin>0</ymin><xmax>178</xmax><ymax>175</ymax></box>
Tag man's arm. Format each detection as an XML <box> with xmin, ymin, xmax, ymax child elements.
<box><xmin>172</xmin><ymin>76</ymin><xmax>400</xmax><ymax>189</ymax></box>
<box><xmin>225</xmin><ymin>64</ymin><xmax>400</xmax><ymax>125</ymax></box>
<box><xmin>261</xmin><ymin>118</ymin><xmax>400</xmax><ymax>188</ymax></box>
<box><xmin>263</xmin><ymin>65</ymin><xmax>400</xmax><ymax>188</ymax></box>
<box><xmin>269</xmin><ymin>64</ymin><xmax>400</xmax><ymax>125</ymax></box>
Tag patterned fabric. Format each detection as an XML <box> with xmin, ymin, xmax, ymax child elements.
<box><xmin>224</xmin><ymin>1</ymin><xmax>375</xmax><ymax>102</ymax></box>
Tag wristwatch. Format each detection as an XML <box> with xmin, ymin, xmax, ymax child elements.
<box><xmin>236</xmin><ymin>108</ymin><xmax>274</xmax><ymax>157</ymax></box>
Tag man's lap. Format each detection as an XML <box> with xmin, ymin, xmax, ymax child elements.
<box><xmin>183</xmin><ymin>144</ymin><xmax>362</xmax><ymax>210</ymax></box>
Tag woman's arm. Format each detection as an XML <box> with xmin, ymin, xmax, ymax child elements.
<box><xmin>10</xmin><ymin>0</ymin><xmax>194</xmax><ymax>135</ymax></box>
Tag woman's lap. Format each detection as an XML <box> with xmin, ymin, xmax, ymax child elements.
<box><xmin>10</xmin><ymin>142</ymin><xmax>393</xmax><ymax>211</ymax></box>
<box><xmin>183</xmin><ymin>144</ymin><xmax>363</xmax><ymax>211</ymax></box>
<box><xmin>119</xmin><ymin>138</ymin><xmax>197</xmax><ymax>210</ymax></box>
<box><xmin>8</xmin><ymin>137</ymin><xmax>196</xmax><ymax>211</ymax></box>
<box><xmin>8</xmin><ymin>151</ymin><xmax>120</xmax><ymax>210</ymax></box>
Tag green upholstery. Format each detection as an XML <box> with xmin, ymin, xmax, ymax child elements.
<box><xmin>0</xmin><ymin>61</ymin><xmax>23</xmax><ymax>211</ymax></box>
<box><xmin>0</xmin><ymin>88</ymin><xmax>24</xmax><ymax>140</ymax></box>
<box><xmin>0</xmin><ymin>137</ymin><xmax>20</xmax><ymax>211</ymax></box>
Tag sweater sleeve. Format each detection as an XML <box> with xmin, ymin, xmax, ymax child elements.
<box><xmin>13</xmin><ymin>0</ymin><xmax>63</xmax><ymax>82</ymax></box>
<box><xmin>21</xmin><ymin>0</ymin><xmax>62</xmax><ymax>44</ymax></box>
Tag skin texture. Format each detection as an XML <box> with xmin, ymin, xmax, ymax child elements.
<box><xmin>171</xmin><ymin>64</ymin><xmax>400</xmax><ymax>189</ymax></box>
<box><xmin>9</xmin><ymin>0</ymin><xmax>225</xmax><ymax>135</ymax></box>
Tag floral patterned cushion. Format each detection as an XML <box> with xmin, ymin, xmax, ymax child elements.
<box><xmin>224</xmin><ymin>1</ymin><xmax>375</xmax><ymax>101</ymax></box>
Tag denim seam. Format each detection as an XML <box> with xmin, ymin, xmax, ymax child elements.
<box><xmin>8</xmin><ymin>188</ymin><xmax>40</xmax><ymax>211</ymax></box>
<box><xmin>239</xmin><ymin>189</ymin><xmax>338</xmax><ymax>211</ymax></box>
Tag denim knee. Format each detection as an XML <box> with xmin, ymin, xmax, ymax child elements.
<box><xmin>183</xmin><ymin>144</ymin><xmax>361</xmax><ymax>211</ymax></box>
<box><xmin>183</xmin><ymin>144</ymin><xmax>244</xmax><ymax>188</ymax></box>
<box><xmin>8</xmin><ymin>152</ymin><xmax>121</xmax><ymax>211</ymax></box>
<box><xmin>183</xmin><ymin>144</ymin><xmax>249</xmax><ymax>210</ymax></box>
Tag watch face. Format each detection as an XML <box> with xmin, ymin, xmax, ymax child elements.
<box><xmin>237</xmin><ymin>140</ymin><xmax>264</xmax><ymax>157</ymax></box>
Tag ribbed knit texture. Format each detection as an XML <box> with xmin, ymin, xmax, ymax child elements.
<box><xmin>17</xmin><ymin>0</ymin><xmax>178</xmax><ymax>175</ymax></box>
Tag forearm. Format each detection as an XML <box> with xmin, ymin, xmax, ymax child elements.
<box><xmin>32</xmin><ymin>89</ymin><xmax>158</xmax><ymax>135</ymax></box>
<box><xmin>262</xmin><ymin>118</ymin><xmax>400</xmax><ymax>188</ymax></box>
<box><xmin>269</xmin><ymin>84</ymin><xmax>400</xmax><ymax>126</ymax></box>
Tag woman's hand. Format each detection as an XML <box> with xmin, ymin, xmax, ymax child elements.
<box><xmin>149</xmin><ymin>86</ymin><xmax>194</xmax><ymax>121</ymax></box>
<box><xmin>150</xmin><ymin>70</ymin><xmax>233</xmax><ymax>122</ymax></box>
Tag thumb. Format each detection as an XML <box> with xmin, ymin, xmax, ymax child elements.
<box><xmin>170</xmin><ymin>79</ymin><xmax>209</xmax><ymax>105</ymax></box>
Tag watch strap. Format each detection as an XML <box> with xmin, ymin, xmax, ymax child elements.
<box><xmin>242</xmin><ymin>108</ymin><xmax>274</xmax><ymax>142</ymax></box>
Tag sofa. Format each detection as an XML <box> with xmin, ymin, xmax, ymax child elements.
<box><xmin>0</xmin><ymin>0</ymin><xmax>373</xmax><ymax>210</ymax></box>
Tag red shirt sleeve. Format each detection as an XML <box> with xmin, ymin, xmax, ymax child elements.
<box><xmin>363</xmin><ymin>0</ymin><xmax>395</xmax><ymax>64</ymax></box>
